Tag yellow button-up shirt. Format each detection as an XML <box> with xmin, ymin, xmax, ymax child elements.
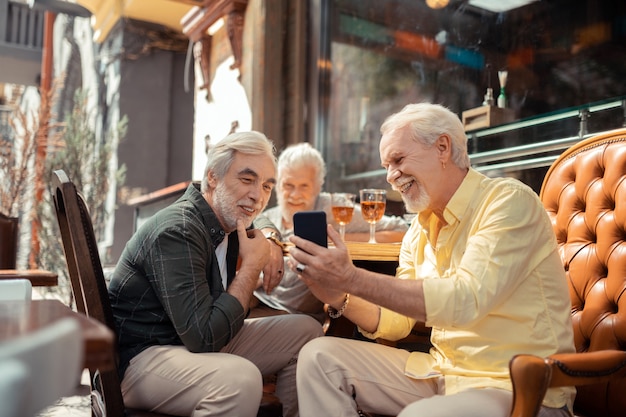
<box><xmin>363</xmin><ymin>169</ymin><xmax>575</xmax><ymax>409</ymax></box>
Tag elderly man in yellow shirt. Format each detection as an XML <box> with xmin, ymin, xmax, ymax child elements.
<box><xmin>289</xmin><ymin>103</ymin><xmax>575</xmax><ymax>417</ymax></box>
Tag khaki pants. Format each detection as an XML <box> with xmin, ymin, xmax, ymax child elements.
<box><xmin>297</xmin><ymin>337</ymin><xmax>572</xmax><ymax>417</ymax></box>
<box><xmin>121</xmin><ymin>314</ymin><xmax>323</xmax><ymax>417</ymax></box>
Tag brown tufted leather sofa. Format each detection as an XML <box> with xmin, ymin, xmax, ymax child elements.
<box><xmin>509</xmin><ymin>128</ymin><xmax>626</xmax><ymax>417</ymax></box>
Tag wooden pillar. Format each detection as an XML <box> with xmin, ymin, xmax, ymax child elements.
<box><xmin>244</xmin><ymin>0</ymin><xmax>286</xmax><ymax>150</ymax></box>
<box><xmin>29</xmin><ymin>10</ymin><xmax>55</xmax><ymax>268</ymax></box>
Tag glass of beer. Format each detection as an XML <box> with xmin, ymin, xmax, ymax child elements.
<box><xmin>359</xmin><ymin>189</ymin><xmax>386</xmax><ymax>243</ymax></box>
<box><xmin>331</xmin><ymin>192</ymin><xmax>356</xmax><ymax>240</ymax></box>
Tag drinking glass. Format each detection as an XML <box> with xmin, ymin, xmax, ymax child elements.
<box><xmin>331</xmin><ymin>192</ymin><xmax>356</xmax><ymax>240</ymax></box>
<box><xmin>359</xmin><ymin>189</ymin><xmax>386</xmax><ymax>243</ymax></box>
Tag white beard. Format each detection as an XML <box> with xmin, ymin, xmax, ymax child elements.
<box><xmin>212</xmin><ymin>181</ymin><xmax>257</xmax><ymax>231</ymax></box>
<box><xmin>402</xmin><ymin>180</ymin><xmax>430</xmax><ymax>213</ymax></box>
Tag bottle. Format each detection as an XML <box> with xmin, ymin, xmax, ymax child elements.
<box><xmin>483</xmin><ymin>88</ymin><xmax>494</xmax><ymax>106</ymax></box>
<box><xmin>497</xmin><ymin>88</ymin><xmax>506</xmax><ymax>108</ymax></box>
<box><xmin>497</xmin><ymin>71</ymin><xmax>508</xmax><ymax>108</ymax></box>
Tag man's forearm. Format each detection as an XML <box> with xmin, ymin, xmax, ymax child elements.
<box><xmin>228</xmin><ymin>265</ymin><xmax>262</xmax><ymax>312</ymax></box>
<box><xmin>346</xmin><ymin>268</ymin><xmax>427</xmax><ymax>325</ymax></box>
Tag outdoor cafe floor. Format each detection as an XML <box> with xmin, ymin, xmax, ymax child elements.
<box><xmin>38</xmin><ymin>370</ymin><xmax>91</xmax><ymax>417</ymax></box>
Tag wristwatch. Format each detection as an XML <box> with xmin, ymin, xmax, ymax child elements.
<box><xmin>265</xmin><ymin>231</ymin><xmax>286</xmax><ymax>252</ymax></box>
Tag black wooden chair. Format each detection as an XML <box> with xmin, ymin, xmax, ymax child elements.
<box><xmin>52</xmin><ymin>169</ymin><xmax>281</xmax><ymax>417</ymax></box>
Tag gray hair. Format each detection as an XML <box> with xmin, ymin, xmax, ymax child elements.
<box><xmin>277</xmin><ymin>142</ymin><xmax>326</xmax><ymax>188</ymax></box>
<box><xmin>380</xmin><ymin>103</ymin><xmax>471</xmax><ymax>169</ymax></box>
<box><xmin>201</xmin><ymin>131</ymin><xmax>277</xmax><ymax>193</ymax></box>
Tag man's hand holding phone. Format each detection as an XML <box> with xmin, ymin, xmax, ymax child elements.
<box><xmin>293</xmin><ymin>211</ymin><xmax>328</xmax><ymax>250</ymax></box>
<box><xmin>289</xmin><ymin>218</ymin><xmax>355</xmax><ymax>308</ymax></box>
<box><xmin>291</xmin><ymin>210</ymin><xmax>328</xmax><ymax>274</ymax></box>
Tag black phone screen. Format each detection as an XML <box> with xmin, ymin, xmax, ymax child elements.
<box><xmin>293</xmin><ymin>211</ymin><xmax>328</xmax><ymax>248</ymax></box>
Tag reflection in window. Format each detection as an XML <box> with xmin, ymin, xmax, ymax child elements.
<box><xmin>319</xmin><ymin>0</ymin><xmax>626</xmax><ymax>195</ymax></box>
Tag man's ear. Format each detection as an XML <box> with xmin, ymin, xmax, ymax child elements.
<box><xmin>436</xmin><ymin>134</ymin><xmax>451</xmax><ymax>159</ymax></box>
<box><xmin>207</xmin><ymin>170</ymin><xmax>218</xmax><ymax>189</ymax></box>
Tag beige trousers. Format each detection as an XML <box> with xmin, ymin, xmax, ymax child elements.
<box><xmin>297</xmin><ymin>337</ymin><xmax>572</xmax><ymax>417</ymax></box>
<box><xmin>121</xmin><ymin>314</ymin><xmax>323</xmax><ymax>417</ymax></box>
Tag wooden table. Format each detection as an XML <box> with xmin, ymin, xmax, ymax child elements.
<box><xmin>282</xmin><ymin>240</ymin><xmax>401</xmax><ymax>277</ymax></box>
<box><xmin>0</xmin><ymin>299</ymin><xmax>115</xmax><ymax>372</ymax></box>
<box><xmin>344</xmin><ymin>241</ymin><xmax>401</xmax><ymax>262</ymax></box>
<box><xmin>0</xmin><ymin>269</ymin><xmax>58</xmax><ymax>286</ymax></box>
<box><xmin>283</xmin><ymin>241</ymin><xmax>402</xmax><ymax>262</ymax></box>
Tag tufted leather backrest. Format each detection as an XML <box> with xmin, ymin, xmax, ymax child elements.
<box><xmin>539</xmin><ymin>128</ymin><xmax>626</xmax><ymax>417</ymax></box>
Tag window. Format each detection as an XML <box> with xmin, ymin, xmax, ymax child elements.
<box><xmin>310</xmin><ymin>0</ymin><xmax>626</xmax><ymax>197</ymax></box>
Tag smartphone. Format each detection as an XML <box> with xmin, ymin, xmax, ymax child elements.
<box><xmin>293</xmin><ymin>211</ymin><xmax>328</xmax><ymax>248</ymax></box>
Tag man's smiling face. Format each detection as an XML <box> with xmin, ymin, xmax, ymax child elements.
<box><xmin>276</xmin><ymin>165</ymin><xmax>320</xmax><ymax>227</ymax></box>
<box><xmin>380</xmin><ymin>126</ymin><xmax>442</xmax><ymax>214</ymax></box>
<box><xmin>208</xmin><ymin>151</ymin><xmax>276</xmax><ymax>232</ymax></box>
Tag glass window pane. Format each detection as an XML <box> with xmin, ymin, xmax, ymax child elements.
<box><xmin>319</xmin><ymin>0</ymin><xmax>626</xmax><ymax>196</ymax></box>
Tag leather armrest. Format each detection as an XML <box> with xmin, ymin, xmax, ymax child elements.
<box><xmin>547</xmin><ymin>350</ymin><xmax>626</xmax><ymax>386</ymax></box>
<box><xmin>510</xmin><ymin>350</ymin><xmax>626</xmax><ymax>417</ymax></box>
<box><xmin>509</xmin><ymin>354</ymin><xmax>551</xmax><ymax>417</ymax></box>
